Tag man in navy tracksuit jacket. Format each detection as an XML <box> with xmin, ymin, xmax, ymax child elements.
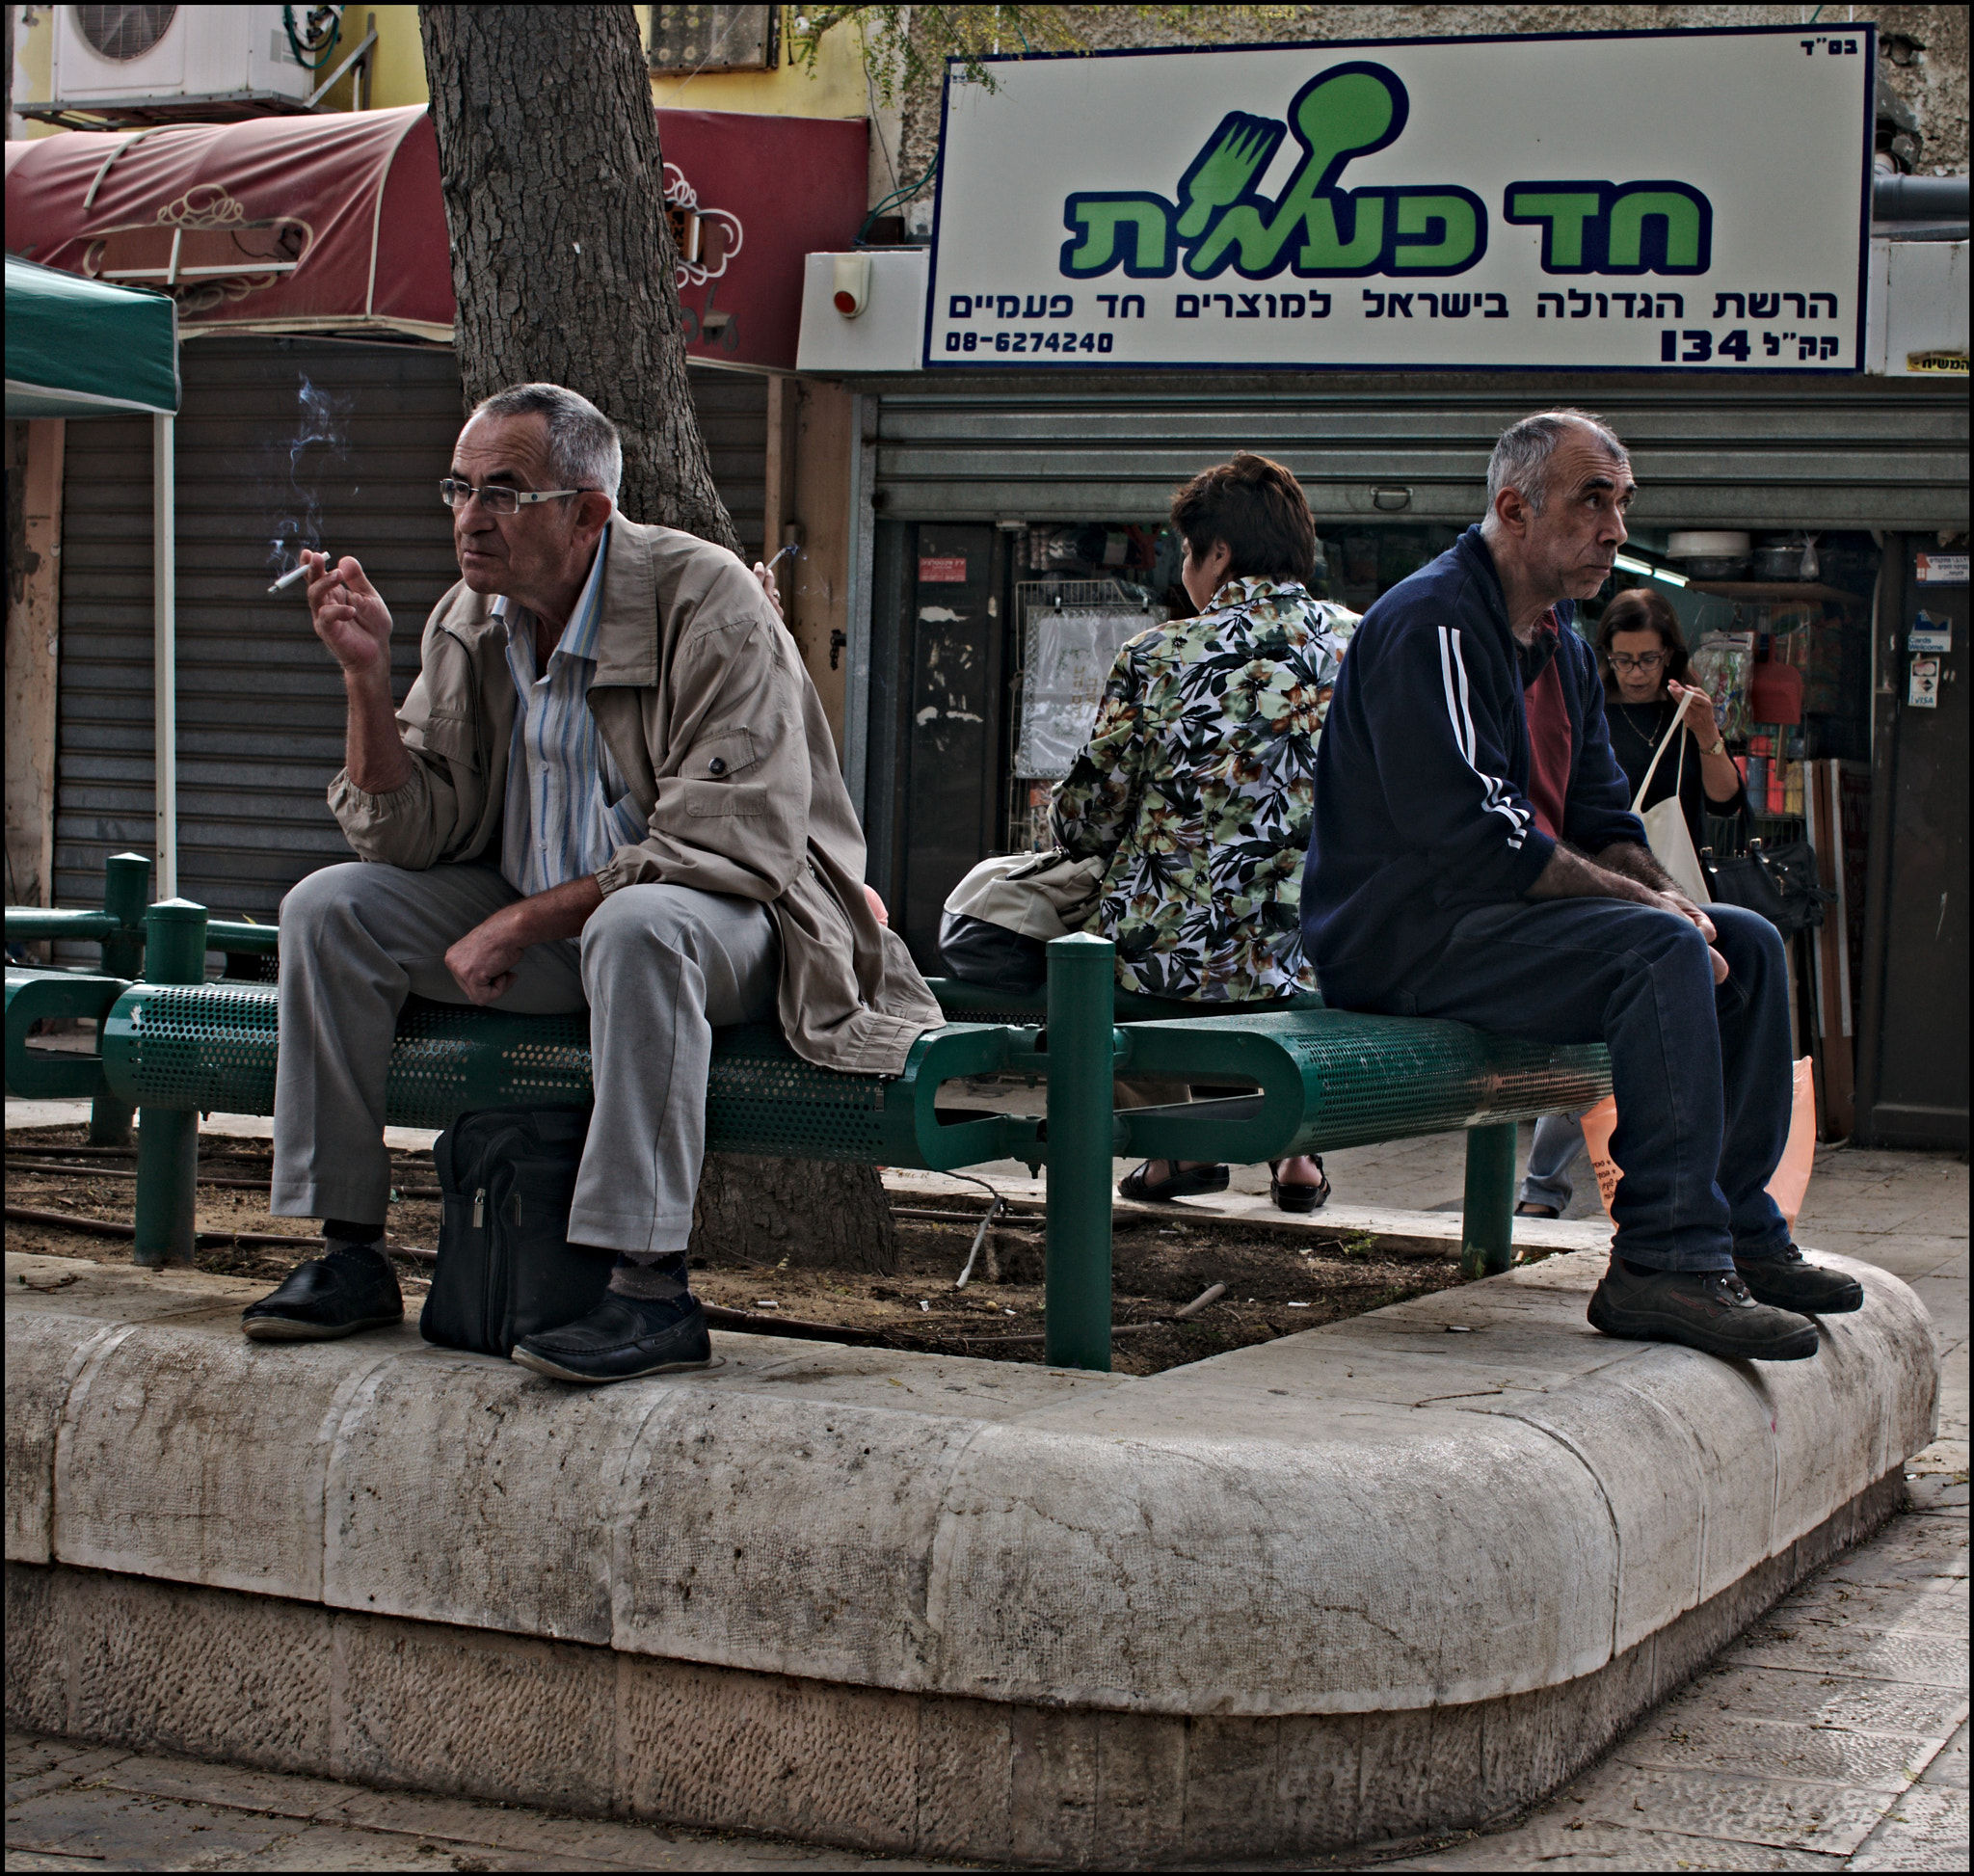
<box><xmin>1304</xmin><ymin>412</ymin><xmax>1861</xmax><ymax>1360</ymax></box>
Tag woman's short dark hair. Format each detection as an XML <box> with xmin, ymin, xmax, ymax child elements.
<box><xmin>1169</xmin><ymin>452</ymin><xmax>1317</xmax><ymax>585</ymax></box>
<box><xmin>1596</xmin><ymin>585</ymin><xmax>1691</xmax><ymax>694</ymax></box>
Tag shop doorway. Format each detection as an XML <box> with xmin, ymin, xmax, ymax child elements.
<box><xmin>1856</xmin><ymin>535</ymin><xmax>1969</xmax><ymax>1149</ymax></box>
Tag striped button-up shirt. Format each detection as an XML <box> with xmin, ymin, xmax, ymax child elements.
<box><xmin>495</xmin><ymin>524</ymin><xmax>646</xmax><ymax>898</ymax></box>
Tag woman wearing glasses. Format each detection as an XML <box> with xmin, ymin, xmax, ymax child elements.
<box><xmin>1516</xmin><ymin>584</ymin><xmax>1750</xmax><ymax>1219</ymax></box>
<box><xmin>1599</xmin><ymin>586</ymin><xmax>1747</xmax><ymax>843</ymax></box>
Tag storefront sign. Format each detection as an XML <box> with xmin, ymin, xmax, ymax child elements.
<box><xmin>925</xmin><ymin>26</ymin><xmax>1872</xmax><ymax>373</ymax></box>
<box><xmin>1915</xmin><ymin>552</ymin><xmax>1969</xmax><ymax>585</ymax></box>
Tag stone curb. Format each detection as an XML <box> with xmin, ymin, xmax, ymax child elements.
<box><xmin>3</xmin><ymin>1246</ymin><xmax>1940</xmax><ymax>1863</ymax></box>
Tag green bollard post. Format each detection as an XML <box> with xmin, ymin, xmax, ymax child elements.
<box><xmin>89</xmin><ymin>853</ymin><xmax>152</xmax><ymax>1147</ymax></box>
<box><xmin>1044</xmin><ymin>933</ymin><xmax>1117</xmax><ymax>1372</ymax></box>
<box><xmin>133</xmin><ymin>898</ymin><xmax>207</xmax><ymax>1266</ymax></box>
<box><xmin>1459</xmin><ymin>1121</ymin><xmax>1519</xmax><ymax>1278</ymax></box>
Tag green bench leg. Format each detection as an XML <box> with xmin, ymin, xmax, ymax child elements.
<box><xmin>134</xmin><ymin>1110</ymin><xmax>198</xmax><ymax>1266</ymax></box>
<box><xmin>1044</xmin><ymin>934</ymin><xmax>1116</xmax><ymax>1372</ymax></box>
<box><xmin>132</xmin><ymin>898</ymin><xmax>207</xmax><ymax>1267</ymax></box>
<box><xmin>1460</xmin><ymin>1121</ymin><xmax>1519</xmax><ymax>1279</ymax></box>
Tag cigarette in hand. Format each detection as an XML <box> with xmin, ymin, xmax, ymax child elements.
<box><xmin>268</xmin><ymin>552</ymin><xmax>330</xmax><ymax>595</ymax></box>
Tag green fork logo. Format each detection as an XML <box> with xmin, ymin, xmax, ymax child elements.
<box><xmin>1063</xmin><ymin>64</ymin><xmax>1484</xmax><ymax>281</ymax></box>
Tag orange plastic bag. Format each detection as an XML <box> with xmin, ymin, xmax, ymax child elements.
<box><xmin>1581</xmin><ymin>1058</ymin><xmax>1815</xmax><ymax>1228</ymax></box>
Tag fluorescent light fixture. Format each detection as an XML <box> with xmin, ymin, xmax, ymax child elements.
<box><xmin>1614</xmin><ymin>551</ymin><xmax>1688</xmax><ymax>588</ymax></box>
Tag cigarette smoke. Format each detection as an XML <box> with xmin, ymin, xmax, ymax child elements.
<box><xmin>266</xmin><ymin>374</ymin><xmax>355</xmax><ymax>574</ymax></box>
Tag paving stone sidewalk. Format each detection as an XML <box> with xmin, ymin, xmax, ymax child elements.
<box><xmin>5</xmin><ymin>1130</ymin><xmax>1965</xmax><ymax>1873</ymax></box>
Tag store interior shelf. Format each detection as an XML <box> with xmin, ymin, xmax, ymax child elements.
<box><xmin>1684</xmin><ymin>580</ymin><xmax>1870</xmax><ymax>606</ymax></box>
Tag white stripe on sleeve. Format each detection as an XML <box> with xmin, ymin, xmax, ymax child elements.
<box><xmin>1437</xmin><ymin>626</ymin><xmax>1530</xmax><ymax>850</ymax></box>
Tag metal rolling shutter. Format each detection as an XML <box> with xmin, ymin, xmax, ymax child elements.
<box><xmin>55</xmin><ymin>341</ymin><xmax>767</xmax><ymax>921</ymax></box>
<box><xmin>868</xmin><ymin>371</ymin><xmax>1968</xmax><ymax>531</ymax></box>
<box><xmin>689</xmin><ymin>366</ymin><xmax>768</xmax><ymax>561</ymax></box>
<box><xmin>55</xmin><ymin>337</ymin><xmax>460</xmax><ymax>923</ymax></box>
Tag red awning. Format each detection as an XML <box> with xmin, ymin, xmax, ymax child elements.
<box><xmin>660</xmin><ymin>109</ymin><xmax>867</xmax><ymax>370</ymax></box>
<box><xmin>5</xmin><ymin>107</ymin><xmax>453</xmax><ymax>341</ymax></box>
<box><xmin>5</xmin><ymin>105</ymin><xmax>867</xmax><ymax>368</ymax></box>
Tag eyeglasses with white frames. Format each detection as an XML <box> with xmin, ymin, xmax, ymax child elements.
<box><xmin>439</xmin><ymin>478</ymin><xmax>595</xmax><ymax>516</ymax></box>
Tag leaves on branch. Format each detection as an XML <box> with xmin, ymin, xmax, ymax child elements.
<box><xmin>787</xmin><ymin>4</ymin><xmax>1093</xmax><ymax>103</ymax></box>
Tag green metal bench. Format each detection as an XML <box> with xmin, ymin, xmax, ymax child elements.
<box><xmin>8</xmin><ymin>857</ymin><xmax>1613</xmax><ymax>1372</ymax></box>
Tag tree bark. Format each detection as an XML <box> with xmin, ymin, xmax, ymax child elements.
<box><xmin>687</xmin><ymin>1153</ymin><xmax>897</xmax><ymax>1273</ymax></box>
<box><xmin>418</xmin><ymin>4</ymin><xmax>732</xmax><ymax>542</ymax></box>
<box><xmin>417</xmin><ymin>5</ymin><xmax>895</xmax><ymax>1274</ymax></box>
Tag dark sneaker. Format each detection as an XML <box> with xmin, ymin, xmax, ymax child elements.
<box><xmin>1587</xmin><ymin>1260</ymin><xmax>1819</xmax><ymax>1361</ymax></box>
<box><xmin>1734</xmin><ymin>1244</ymin><xmax>1864</xmax><ymax>1315</ymax></box>
<box><xmin>242</xmin><ymin>1242</ymin><xmax>403</xmax><ymax>1342</ymax></box>
<box><xmin>511</xmin><ymin>1291</ymin><xmax>713</xmax><ymax>1384</ymax></box>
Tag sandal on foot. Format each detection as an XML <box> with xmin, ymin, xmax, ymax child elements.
<box><xmin>1269</xmin><ymin>1157</ymin><xmax>1330</xmax><ymax>1214</ymax></box>
<box><xmin>1119</xmin><ymin>1161</ymin><xmax>1230</xmax><ymax>1202</ymax></box>
<box><xmin>1514</xmin><ymin>1200</ymin><xmax>1561</xmax><ymax>1219</ymax></box>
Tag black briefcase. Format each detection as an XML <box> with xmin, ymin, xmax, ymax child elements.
<box><xmin>421</xmin><ymin>1109</ymin><xmax>612</xmax><ymax>1358</ymax></box>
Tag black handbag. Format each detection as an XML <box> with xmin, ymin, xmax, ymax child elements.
<box><xmin>1701</xmin><ymin>839</ymin><xmax>1834</xmax><ymax>938</ymax></box>
<box><xmin>939</xmin><ymin>907</ymin><xmax>1048</xmax><ymax>991</ymax></box>
<box><xmin>938</xmin><ymin>849</ymin><xmax>1107</xmax><ymax>991</ymax></box>
<box><xmin>421</xmin><ymin>1109</ymin><xmax>613</xmax><ymax>1357</ymax></box>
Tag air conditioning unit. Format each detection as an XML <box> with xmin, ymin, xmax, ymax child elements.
<box><xmin>50</xmin><ymin>5</ymin><xmax>340</xmax><ymax>107</ymax></box>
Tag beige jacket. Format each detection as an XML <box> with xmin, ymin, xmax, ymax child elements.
<box><xmin>327</xmin><ymin>517</ymin><xmax>943</xmax><ymax>1076</ymax></box>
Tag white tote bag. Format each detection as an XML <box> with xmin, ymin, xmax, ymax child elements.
<box><xmin>1629</xmin><ymin>688</ymin><xmax>1712</xmax><ymax>904</ymax></box>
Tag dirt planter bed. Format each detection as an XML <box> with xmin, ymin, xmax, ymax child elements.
<box><xmin>4</xmin><ymin>1125</ymin><xmax>1474</xmax><ymax>1375</ymax></box>
<box><xmin>4</xmin><ymin>1245</ymin><xmax>1938</xmax><ymax>1865</ymax></box>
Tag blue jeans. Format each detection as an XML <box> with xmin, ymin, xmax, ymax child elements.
<box><xmin>1385</xmin><ymin>899</ymin><xmax>1794</xmax><ymax>1272</ymax></box>
<box><xmin>1520</xmin><ymin>1109</ymin><xmax>1588</xmax><ymax>1211</ymax></box>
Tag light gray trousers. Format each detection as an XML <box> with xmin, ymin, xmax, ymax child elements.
<box><xmin>270</xmin><ymin>862</ymin><xmax>779</xmax><ymax>1253</ymax></box>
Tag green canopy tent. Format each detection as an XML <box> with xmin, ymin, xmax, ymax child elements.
<box><xmin>6</xmin><ymin>254</ymin><xmax>183</xmax><ymax>898</ymax></box>
<box><xmin>5</xmin><ymin>252</ymin><xmax>179</xmax><ymax>417</ymax></box>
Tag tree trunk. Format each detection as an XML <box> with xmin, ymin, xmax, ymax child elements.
<box><xmin>687</xmin><ymin>1153</ymin><xmax>897</xmax><ymax>1273</ymax></box>
<box><xmin>418</xmin><ymin>4</ymin><xmax>731</xmax><ymax>541</ymax></box>
<box><xmin>417</xmin><ymin>4</ymin><xmax>895</xmax><ymax>1274</ymax></box>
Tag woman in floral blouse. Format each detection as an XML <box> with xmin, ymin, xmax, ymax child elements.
<box><xmin>1052</xmin><ymin>453</ymin><xmax>1354</xmax><ymax>1210</ymax></box>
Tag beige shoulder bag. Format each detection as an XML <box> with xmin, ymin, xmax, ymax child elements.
<box><xmin>1629</xmin><ymin>688</ymin><xmax>1712</xmax><ymax>904</ymax></box>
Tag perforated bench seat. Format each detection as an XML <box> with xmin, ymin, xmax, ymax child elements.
<box><xmin>81</xmin><ymin>978</ymin><xmax>1611</xmax><ymax>1169</ymax></box>
<box><xmin>92</xmin><ymin>981</ymin><xmax>1032</xmax><ymax>1174</ymax></box>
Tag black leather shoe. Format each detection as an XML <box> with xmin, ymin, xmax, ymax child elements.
<box><xmin>1734</xmin><ymin>1244</ymin><xmax>1864</xmax><ymax>1315</ymax></box>
<box><xmin>511</xmin><ymin>1291</ymin><xmax>712</xmax><ymax>1384</ymax></box>
<box><xmin>1587</xmin><ymin>1260</ymin><xmax>1819</xmax><ymax>1361</ymax></box>
<box><xmin>241</xmin><ymin>1244</ymin><xmax>403</xmax><ymax>1342</ymax></box>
